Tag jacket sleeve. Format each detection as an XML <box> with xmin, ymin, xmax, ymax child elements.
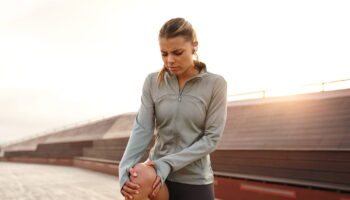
<box><xmin>154</xmin><ymin>76</ymin><xmax>227</xmax><ymax>183</ymax></box>
<box><xmin>118</xmin><ymin>74</ymin><xmax>155</xmax><ymax>189</ymax></box>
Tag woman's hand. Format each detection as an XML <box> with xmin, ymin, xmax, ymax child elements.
<box><xmin>144</xmin><ymin>161</ymin><xmax>162</xmax><ymax>199</ymax></box>
<box><xmin>121</xmin><ymin>168</ymin><xmax>140</xmax><ymax>200</ymax></box>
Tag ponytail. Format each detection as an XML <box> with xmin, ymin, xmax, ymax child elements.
<box><xmin>157</xmin><ymin>66</ymin><xmax>167</xmax><ymax>84</ymax></box>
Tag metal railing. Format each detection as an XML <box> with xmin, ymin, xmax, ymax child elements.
<box><xmin>228</xmin><ymin>79</ymin><xmax>350</xmax><ymax>101</ymax></box>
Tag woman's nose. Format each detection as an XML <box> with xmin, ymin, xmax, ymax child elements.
<box><xmin>167</xmin><ymin>55</ymin><xmax>175</xmax><ymax>63</ymax></box>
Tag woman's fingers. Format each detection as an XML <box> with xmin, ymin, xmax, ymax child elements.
<box><xmin>149</xmin><ymin>181</ymin><xmax>161</xmax><ymax>199</ymax></box>
<box><xmin>122</xmin><ymin>167</ymin><xmax>140</xmax><ymax>199</ymax></box>
<box><xmin>121</xmin><ymin>181</ymin><xmax>140</xmax><ymax>200</ymax></box>
<box><xmin>121</xmin><ymin>190</ymin><xmax>133</xmax><ymax>200</ymax></box>
<box><xmin>123</xmin><ymin>185</ymin><xmax>139</xmax><ymax>195</ymax></box>
<box><xmin>152</xmin><ymin>176</ymin><xmax>161</xmax><ymax>189</ymax></box>
<box><xmin>152</xmin><ymin>183</ymin><xmax>161</xmax><ymax>198</ymax></box>
<box><xmin>148</xmin><ymin>176</ymin><xmax>161</xmax><ymax>199</ymax></box>
<box><xmin>125</xmin><ymin>181</ymin><xmax>140</xmax><ymax>190</ymax></box>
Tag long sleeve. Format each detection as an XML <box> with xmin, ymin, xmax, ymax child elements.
<box><xmin>154</xmin><ymin>76</ymin><xmax>227</xmax><ymax>183</ymax></box>
<box><xmin>118</xmin><ymin>74</ymin><xmax>155</xmax><ymax>189</ymax></box>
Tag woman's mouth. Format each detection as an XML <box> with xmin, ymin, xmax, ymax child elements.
<box><xmin>169</xmin><ymin>66</ymin><xmax>180</xmax><ymax>71</ymax></box>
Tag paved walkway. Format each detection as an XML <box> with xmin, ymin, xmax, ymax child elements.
<box><xmin>0</xmin><ymin>162</ymin><xmax>124</xmax><ymax>200</ymax></box>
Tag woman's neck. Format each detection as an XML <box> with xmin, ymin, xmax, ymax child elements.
<box><xmin>177</xmin><ymin>65</ymin><xmax>199</xmax><ymax>82</ymax></box>
<box><xmin>177</xmin><ymin>66</ymin><xmax>199</xmax><ymax>89</ymax></box>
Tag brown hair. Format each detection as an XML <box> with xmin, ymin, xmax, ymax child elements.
<box><xmin>157</xmin><ymin>18</ymin><xmax>204</xmax><ymax>83</ymax></box>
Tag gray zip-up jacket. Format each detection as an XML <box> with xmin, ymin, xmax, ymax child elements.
<box><xmin>119</xmin><ymin>66</ymin><xmax>227</xmax><ymax>188</ymax></box>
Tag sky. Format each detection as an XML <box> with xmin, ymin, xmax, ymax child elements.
<box><xmin>1</xmin><ymin>0</ymin><xmax>349</xmax><ymax>145</ymax></box>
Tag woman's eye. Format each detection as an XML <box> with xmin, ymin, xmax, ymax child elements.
<box><xmin>161</xmin><ymin>51</ymin><xmax>182</xmax><ymax>57</ymax></box>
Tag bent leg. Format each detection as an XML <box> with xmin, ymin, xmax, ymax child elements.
<box><xmin>130</xmin><ymin>163</ymin><xmax>169</xmax><ymax>200</ymax></box>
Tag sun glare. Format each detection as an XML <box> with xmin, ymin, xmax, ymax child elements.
<box><xmin>0</xmin><ymin>0</ymin><xmax>349</xmax><ymax>143</ymax></box>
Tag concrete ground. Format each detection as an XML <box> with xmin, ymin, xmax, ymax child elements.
<box><xmin>0</xmin><ymin>162</ymin><xmax>124</xmax><ymax>200</ymax></box>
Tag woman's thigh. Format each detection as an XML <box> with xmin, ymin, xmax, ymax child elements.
<box><xmin>166</xmin><ymin>180</ymin><xmax>214</xmax><ymax>200</ymax></box>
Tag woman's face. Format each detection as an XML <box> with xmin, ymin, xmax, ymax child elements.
<box><xmin>159</xmin><ymin>36</ymin><xmax>197</xmax><ymax>78</ymax></box>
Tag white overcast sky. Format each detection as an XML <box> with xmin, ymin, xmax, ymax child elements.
<box><xmin>1</xmin><ymin>0</ymin><xmax>349</xmax><ymax>145</ymax></box>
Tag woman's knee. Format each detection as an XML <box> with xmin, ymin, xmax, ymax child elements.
<box><xmin>129</xmin><ymin>163</ymin><xmax>156</xmax><ymax>200</ymax></box>
<box><xmin>131</xmin><ymin>163</ymin><xmax>157</xmax><ymax>186</ymax></box>
<box><xmin>129</xmin><ymin>163</ymin><xmax>169</xmax><ymax>200</ymax></box>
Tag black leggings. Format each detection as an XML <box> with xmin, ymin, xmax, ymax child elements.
<box><xmin>165</xmin><ymin>180</ymin><xmax>214</xmax><ymax>200</ymax></box>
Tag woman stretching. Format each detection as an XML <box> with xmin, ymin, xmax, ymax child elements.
<box><xmin>119</xmin><ymin>17</ymin><xmax>227</xmax><ymax>200</ymax></box>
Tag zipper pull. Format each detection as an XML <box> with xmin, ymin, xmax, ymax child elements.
<box><xmin>178</xmin><ymin>96</ymin><xmax>182</xmax><ymax>102</ymax></box>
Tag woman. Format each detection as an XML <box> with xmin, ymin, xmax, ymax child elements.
<box><xmin>119</xmin><ymin>17</ymin><xmax>227</xmax><ymax>200</ymax></box>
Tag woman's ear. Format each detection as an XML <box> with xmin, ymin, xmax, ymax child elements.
<box><xmin>193</xmin><ymin>41</ymin><xmax>198</xmax><ymax>53</ymax></box>
<box><xmin>193</xmin><ymin>41</ymin><xmax>198</xmax><ymax>49</ymax></box>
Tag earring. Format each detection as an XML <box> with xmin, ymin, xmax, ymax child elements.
<box><xmin>193</xmin><ymin>47</ymin><xmax>198</xmax><ymax>54</ymax></box>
